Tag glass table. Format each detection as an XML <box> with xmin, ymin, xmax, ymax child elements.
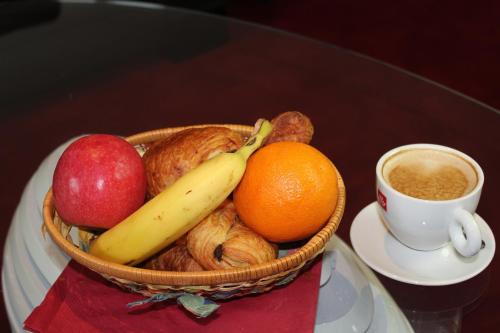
<box><xmin>1</xmin><ymin>1</ymin><xmax>498</xmax><ymax>332</ymax></box>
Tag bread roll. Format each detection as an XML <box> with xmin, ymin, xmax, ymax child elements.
<box><xmin>143</xmin><ymin>127</ymin><xmax>244</xmax><ymax>197</ymax></box>
<box><xmin>265</xmin><ymin>111</ymin><xmax>314</xmax><ymax>145</ymax></box>
<box><xmin>143</xmin><ymin>237</ymin><xmax>204</xmax><ymax>272</ymax></box>
<box><xmin>186</xmin><ymin>201</ymin><xmax>278</xmax><ymax>270</ymax></box>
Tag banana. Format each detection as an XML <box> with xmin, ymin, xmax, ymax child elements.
<box><xmin>89</xmin><ymin>119</ymin><xmax>272</xmax><ymax>265</ymax></box>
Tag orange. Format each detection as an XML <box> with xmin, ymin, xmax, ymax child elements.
<box><xmin>233</xmin><ymin>142</ymin><xmax>338</xmax><ymax>243</ymax></box>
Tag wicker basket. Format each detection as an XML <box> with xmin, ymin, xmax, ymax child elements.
<box><xmin>43</xmin><ymin>124</ymin><xmax>346</xmax><ymax>300</ymax></box>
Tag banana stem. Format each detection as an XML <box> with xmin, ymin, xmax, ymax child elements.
<box><xmin>237</xmin><ymin>119</ymin><xmax>273</xmax><ymax>160</ymax></box>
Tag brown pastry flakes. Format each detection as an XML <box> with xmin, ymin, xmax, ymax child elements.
<box><xmin>142</xmin><ymin>127</ymin><xmax>244</xmax><ymax>197</ymax></box>
<box><xmin>265</xmin><ymin>111</ymin><xmax>314</xmax><ymax>145</ymax></box>
<box><xmin>187</xmin><ymin>201</ymin><xmax>278</xmax><ymax>270</ymax></box>
<box><xmin>143</xmin><ymin>237</ymin><xmax>204</xmax><ymax>272</ymax></box>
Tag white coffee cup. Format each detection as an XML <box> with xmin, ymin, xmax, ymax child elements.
<box><xmin>375</xmin><ymin>144</ymin><xmax>484</xmax><ymax>257</ymax></box>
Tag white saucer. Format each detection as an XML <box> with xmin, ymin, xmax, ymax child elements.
<box><xmin>350</xmin><ymin>202</ymin><xmax>496</xmax><ymax>286</ymax></box>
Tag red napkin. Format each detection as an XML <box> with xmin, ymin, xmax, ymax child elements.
<box><xmin>24</xmin><ymin>259</ymin><xmax>322</xmax><ymax>333</ymax></box>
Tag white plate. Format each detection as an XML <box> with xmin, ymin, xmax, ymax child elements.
<box><xmin>9</xmin><ymin>207</ymin><xmax>52</xmax><ymax>308</ymax></box>
<box><xmin>2</xmin><ymin>269</ymin><xmax>26</xmax><ymax>333</ymax></box>
<box><xmin>350</xmin><ymin>202</ymin><xmax>495</xmax><ymax>286</ymax></box>
<box><xmin>316</xmin><ymin>235</ymin><xmax>414</xmax><ymax>332</ymax></box>
<box><xmin>2</xmin><ymin>236</ymin><xmax>33</xmax><ymax>331</ymax></box>
<box><xmin>8</xmin><ymin>207</ymin><xmax>47</xmax><ymax>305</ymax></box>
<box><xmin>17</xmin><ymin>177</ymin><xmax>70</xmax><ymax>285</ymax></box>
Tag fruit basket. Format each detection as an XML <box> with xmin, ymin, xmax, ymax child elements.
<box><xmin>43</xmin><ymin>124</ymin><xmax>346</xmax><ymax>300</ymax></box>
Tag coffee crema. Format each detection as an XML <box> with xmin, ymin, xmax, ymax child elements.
<box><xmin>382</xmin><ymin>149</ymin><xmax>478</xmax><ymax>200</ymax></box>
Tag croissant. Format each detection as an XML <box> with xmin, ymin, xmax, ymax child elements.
<box><xmin>143</xmin><ymin>237</ymin><xmax>204</xmax><ymax>272</ymax></box>
<box><xmin>142</xmin><ymin>126</ymin><xmax>244</xmax><ymax>197</ymax></box>
<box><xmin>186</xmin><ymin>201</ymin><xmax>278</xmax><ymax>270</ymax></box>
<box><xmin>265</xmin><ymin>111</ymin><xmax>314</xmax><ymax>145</ymax></box>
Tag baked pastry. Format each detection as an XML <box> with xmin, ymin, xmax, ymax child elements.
<box><xmin>265</xmin><ymin>111</ymin><xmax>314</xmax><ymax>145</ymax></box>
<box><xmin>142</xmin><ymin>127</ymin><xmax>244</xmax><ymax>197</ymax></box>
<box><xmin>144</xmin><ymin>201</ymin><xmax>277</xmax><ymax>272</ymax></box>
<box><xmin>143</xmin><ymin>237</ymin><xmax>204</xmax><ymax>272</ymax></box>
<box><xmin>186</xmin><ymin>201</ymin><xmax>278</xmax><ymax>270</ymax></box>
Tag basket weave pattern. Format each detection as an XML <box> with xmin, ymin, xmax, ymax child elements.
<box><xmin>43</xmin><ymin>124</ymin><xmax>346</xmax><ymax>299</ymax></box>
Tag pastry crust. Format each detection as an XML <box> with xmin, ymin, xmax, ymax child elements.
<box><xmin>265</xmin><ymin>111</ymin><xmax>314</xmax><ymax>145</ymax></box>
<box><xmin>187</xmin><ymin>201</ymin><xmax>278</xmax><ymax>270</ymax></box>
<box><xmin>142</xmin><ymin>127</ymin><xmax>244</xmax><ymax>197</ymax></box>
<box><xmin>144</xmin><ymin>201</ymin><xmax>277</xmax><ymax>272</ymax></box>
<box><xmin>143</xmin><ymin>237</ymin><xmax>204</xmax><ymax>272</ymax></box>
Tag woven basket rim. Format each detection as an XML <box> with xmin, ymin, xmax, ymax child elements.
<box><xmin>43</xmin><ymin>124</ymin><xmax>346</xmax><ymax>286</ymax></box>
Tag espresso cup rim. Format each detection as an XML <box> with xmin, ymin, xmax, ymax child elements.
<box><xmin>376</xmin><ymin>143</ymin><xmax>484</xmax><ymax>203</ymax></box>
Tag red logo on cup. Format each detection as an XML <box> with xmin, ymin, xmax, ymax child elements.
<box><xmin>377</xmin><ymin>189</ymin><xmax>387</xmax><ymax>211</ymax></box>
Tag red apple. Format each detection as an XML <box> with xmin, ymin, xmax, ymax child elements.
<box><xmin>52</xmin><ymin>134</ymin><xmax>147</xmax><ymax>229</ymax></box>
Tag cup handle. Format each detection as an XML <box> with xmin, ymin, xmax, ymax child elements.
<box><xmin>449</xmin><ymin>208</ymin><xmax>482</xmax><ymax>257</ymax></box>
